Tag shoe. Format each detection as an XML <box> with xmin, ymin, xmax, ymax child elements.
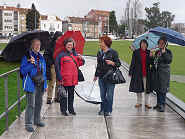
<box><xmin>61</xmin><ymin>111</ymin><xmax>68</xmax><ymax>116</ymax></box>
<box><xmin>46</xmin><ymin>99</ymin><xmax>52</xmax><ymax>104</ymax></box>
<box><xmin>25</xmin><ymin>126</ymin><xmax>34</xmax><ymax>132</ymax></box>
<box><xmin>54</xmin><ymin>98</ymin><xmax>60</xmax><ymax>103</ymax></box>
<box><xmin>145</xmin><ymin>104</ymin><xmax>152</xmax><ymax>109</ymax></box>
<box><xmin>104</xmin><ymin>112</ymin><xmax>112</xmax><ymax>116</ymax></box>
<box><xmin>135</xmin><ymin>104</ymin><xmax>142</xmax><ymax>108</ymax></box>
<box><xmin>34</xmin><ymin>122</ymin><xmax>45</xmax><ymax>127</ymax></box>
<box><xmin>69</xmin><ymin>111</ymin><xmax>76</xmax><ymax>115</ymax></box>
<box><xmin>153</xmin><ymin>105</ymin><xmax>159</xmax><ymax>109</ymax></box>
<box><xmin>157</xmin><ymin>105</ymin><xmax>165</xmax><ymax>112</ymax></box>
<box><xmin>98</xmin><ymin>111</ymin><xmax>104</xmax><ymax>115</ymax></box>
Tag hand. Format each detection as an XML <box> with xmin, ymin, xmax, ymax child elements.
<box><xmin>28</xmin><ymin>56</ymin><xmax>35</xmax><ymax>64</ymax></box>
<box><xmin>93</xmin><ymin>76</ymin><xmax>98</xmax><ymax>81</ymax></box>
<box><xmin>149</xmin><ymin>52</ymin><xmax>153</xmax><ymax>57</ymax></box>
<box><xmin>105</xmin><ymin>60</ymin><xmax>115</xmax><ymax>66</ymax></box>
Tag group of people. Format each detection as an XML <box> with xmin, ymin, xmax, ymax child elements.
<box><xmin>129</xmin><ymin>36</ymin><xmax>172</xmax><ymax>112</ymax></box>
<box><xmin>20</xmin><ymin>33</ymin><xmax>172</xmax><ymax>133</ymax></box>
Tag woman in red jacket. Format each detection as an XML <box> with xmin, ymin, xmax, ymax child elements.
<box><xmin>55</xmin><ymin>38</ymin><xmax>85</xmax><ymax>116</ymax></box>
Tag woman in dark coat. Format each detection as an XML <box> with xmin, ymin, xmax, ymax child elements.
<box><xmin>129</xmin><ymin>39</ymin><xmax>152</xmax><ymax>109</ymax></box>
<box><xmin>152</xmin><ymin>36</ymin><xmax>173</xmax><ymax>112</ymax></box>
<box><xmin>94</xmin><ymin>35</ymin><xmax>121</xmax><ymax>116</ymax></box>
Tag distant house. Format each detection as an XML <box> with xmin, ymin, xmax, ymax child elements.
<box><xmin>67</xmin><ymin>16</ymin><xmax>99</xmax><ymax>38</ymax></box>
<box><xmin>86</xmin><ymin>9</ymin><xmax>110</xmax><ymax>35</ymax></box>
<box><xmin>17</xmin><ymin>8</ymin><xmax>28</xmax><ymax>33</ymax></box>
<box><xmin>40</xmin><ymin>15</ymin><xmax>62</xmax><ymax>33</ymax></box>
<box><xmin>0</xmin><ymin>6</ymin><xmax>19</xmax><ymax>36</ymax></box>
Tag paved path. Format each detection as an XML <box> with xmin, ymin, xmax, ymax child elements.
<box><xmin>1</xmin><ymin>56</ymin><xmax>185</xmax><ymax>139</ymax></box>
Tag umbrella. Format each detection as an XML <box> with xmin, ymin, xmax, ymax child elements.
<box><xmin>149</xmin><ymin>26</ymin><xmax>185</xmax><ymax>46</ymax></box>
<box><xmin>2</xmin><ymin>30</ymin><xmax>50</xmax><ymax>62</ymax></box>
<box><xmin>53</xmin><ymin>30</ymin><xmax>85</xmax><ymax>59</ymax></box>
<box><xmin>75</xmin><ymin>81</ymin><xmax>101</xmax><ymax>104</ymax></box>
<box><xmin>132</xmin><ymin>32</ymin><xmax>160</xmax><ymax>50</ymax></box>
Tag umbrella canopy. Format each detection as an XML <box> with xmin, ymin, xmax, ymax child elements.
<box><xmin>132</xmin><ymin>32</ymin><xmax>160</xmax><ymax>50</ymax></box>
<box><xmin>53</xmin><ymin>30</ymin><xmax>85</xmax><ymax>59</ymax></box>
<box><xmin>2</xmin><ymin>30</ymin><xmax>50</xmax><ymax>62</ymax></box>
<box><xmin>75</xmin><ymin>81</ymin><xmax>101</xmax><ymax>104</ymax></box>
<box><xmin>149</xmin><ymin>26</ymin><xmax>185</xmax><ymax>46</ymax></box>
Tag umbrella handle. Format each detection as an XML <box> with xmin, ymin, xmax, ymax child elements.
<box><xmin>88</xmin><ymin>81</ymin><xmax>96</xmax><ymax>97</ymax></box>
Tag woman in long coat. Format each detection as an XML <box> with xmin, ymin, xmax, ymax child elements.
<box><xmin>129</xmin><ymin>39</ymin><xmax>152</xmax><ymax>109</ymax></box>
<box><xmin>152</xmin><ymin>36</ymin><xmax>172</xmax><ymax>112</ymax></box>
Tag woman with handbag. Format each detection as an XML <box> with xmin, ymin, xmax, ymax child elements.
<box><xmin>94</xmin><ymin>35</ymin><xmax>121</xmax><ymax>116</ymax></box>
<box><xmin>20</xmin><ymin>38</ymin><xmax>47</xmax><ymax>132</ymax></box>
<box><xmin>129</xmin><ymin>39</ymin><xmax>152</xmax><ymax>109</ymax></box>
<box><xmin>55</xmin><ymin>38</ymin><xmax>85</xmax><ymax>116</ymax></box>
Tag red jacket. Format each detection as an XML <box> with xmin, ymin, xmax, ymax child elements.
<box><xmin>55</xmin><ymin>51</ymin><xmax>84</xmax><ymax>86</ymax></box>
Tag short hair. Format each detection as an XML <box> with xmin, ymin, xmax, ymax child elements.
<box><xmin>99</xmin><ymin>35</ymin><xmax>112</xmax><ymax>48</ymax></box>
<box><xmin>63</xmin><ymin>37</ymin><xmax>75</xmax><ymax>47</ymax></box>
<box><xmin>158</xmin><ymin>36</ymin><xmax>167</xmax><ymax>45</ymax></box>
<box><xmin>31</xmin><ymin>38</ymin><xmax>40</xmax><ymax>48</ymax></box>
<box><xmin>140</xmin><ymin>39</ymin><xmax>148</xmax><ymax>48</ymax></box>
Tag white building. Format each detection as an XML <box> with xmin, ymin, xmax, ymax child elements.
<box><xmin>40</xmin><ymin>15</ymin><xmax>62</xmax><ymax>33</ymax></box>
<box><xmin>0</xmin><ymin>6</ymin><xmax>19</xmax><ymax>37</ymax></box>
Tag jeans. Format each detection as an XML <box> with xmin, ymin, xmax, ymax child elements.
<box><xmin>25</xmin><ymin>86</ymin><xmax>44</xmax><ymax>128</ymax></box>
<box><xmin>60</xmin><ymin>86</ymin><xmax>75</xmax><ymax>113</ymax></box>
<box><xmin>156</xmin><ymin>91</ymin><xmax>167</xmax><ymax>106</ymax></box>
<box><xmin>98</xmin><ymin>79</ymin><xmax>115</xmax><ymax>113</ymax></box>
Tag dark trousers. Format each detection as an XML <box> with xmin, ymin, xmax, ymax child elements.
<box><xmin>156</xmin><ymin>91</ymin><xmax>167</xmax><ymax>106</ymax></box>
<box><xmin>98</xmin><ymin>79</ymin><xmax>115</xmax><ymax>113</ymax></box>
<box><xmin>60</xmin><ymin>86</ymin><xmax>75</xmax><ymax>113</ymax></box>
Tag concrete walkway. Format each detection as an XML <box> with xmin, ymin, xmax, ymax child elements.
<box><xmin>1</xmin><ymin>56</ymin><xmax>185</xmax><ymax>139</ymax></box>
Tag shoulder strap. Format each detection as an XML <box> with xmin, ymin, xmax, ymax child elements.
<box><xmin>69</xmin><ymin>55</ymin><xmax>78</xmax><ymax>69</ymax></box>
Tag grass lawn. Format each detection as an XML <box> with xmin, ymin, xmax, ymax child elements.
<box><xmin>170</xmin><ymin>81</ymin><xmax>185</xmax><ymax>103</ymax></box>
<box><xmin>0</xmin><ymin>43</ymin><xmax>7</xmax><ymax>51</ymax></box>
<box><xmin>0</xmin><ymin>60</ymin><xmax>26</xmax><ymax>135</ymax></box>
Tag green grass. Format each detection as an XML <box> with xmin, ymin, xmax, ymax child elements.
<box><xmin>0</xmin><ymin>60</ymin><xmax>26</xmax><ymax>135</ymax></box>
<box><xmin>170</xmin><ymin>81</ymin><xmax>185</xmax><ymax>103</ymax></box>
<box><xmin>0</xmin><ymin>43</ymin><xmax>7</xmax><ymax>51</ymax></box>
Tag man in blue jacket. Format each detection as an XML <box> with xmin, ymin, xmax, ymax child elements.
<box><xmin>20</xmin><ymin>38</ymin><xmax>47</xmax><ymax>132</ymax></box>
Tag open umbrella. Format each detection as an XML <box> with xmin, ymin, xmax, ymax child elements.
<box><xmin>132</xmin><ymin>32</ymin><xmax>160</xmax><ymax>50</ymax></box>
<box><xmin>53</xmin><ymin>30</ymin><xmax>85</xmax><ymax>59</ymax></box>
<box><xmin>75</xmin><ymin>81</ymin><xmax>101</xmax><ymax>104</ymax></box>
<box><xmin>149</xmin><ymin>26</ymin><xmax>185</xmax><ymax>46</ymax></box>
<box><xmin>2</xmin><ymin>30</ymin><xmax>50</xmax><ymax>62</ymax></box>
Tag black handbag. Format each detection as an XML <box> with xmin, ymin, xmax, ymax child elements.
<box><xmin>31</xmin><ymin>71</ymin><xmax>45</xmax><ymax>87</ymax></box>
<box><xmin>69</xmin><ymin>55</ymin><xmax>85</xmax><ymax>82</ymax></box>
<box><xmin>103</xmin><ymin>68</ymin><xmax>126</xmax><ymax>84</ymax></box>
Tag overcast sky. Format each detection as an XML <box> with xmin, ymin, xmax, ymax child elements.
<box><xmin>0</xmin><ymin>0</ymin><xmax>184</xmax><ymax>23</ymax></box>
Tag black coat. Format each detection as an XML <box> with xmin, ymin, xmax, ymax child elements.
<box><xmin>129</xmin><ymin>49</ymin><xmax>152</xmax><ymax>93</ymax></box>
<box><xmin>151</xmin><ymin>49</ymin><xmax>172</xmax><ymax>93</ymax></box>
<box><xmin>95</xmin><ymin>48</ymin><xmax>121</xmax><ymax>78</ymax></box>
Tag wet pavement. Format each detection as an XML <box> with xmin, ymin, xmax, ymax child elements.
<box><xmin>1</xmin><ymin>56</ymin><xmax>185</xmax><ymax>139</ymax></box>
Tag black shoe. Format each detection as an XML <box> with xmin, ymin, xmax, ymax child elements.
<box><xmin>69</xmin><ymin>111</ymin><xmax>76</xmax><ymax>115</ymax></box>
<box><xmin>47</xmin><ymin>99</ymin><xmax>52</xmax><ymax>104</ymax></box>
<box><xmin>34</xmin><ymin>122</ymin><xmax>45</xmax><ymax>127</ymax></box>
<box><xmin>25</xmin><ymin>126</ymin><xmax>34</xmax><ymax>132</ymax></box>
<box><xmin>104</xmin><ymin>112</ymin><xmax>112</xmax><ymax>116</ymax></box>
<box><xmin>61</xmin><ymin>111</ymin><xmax>68</xmax><ymax>116</ymax></box>
<box><xmin>156</xmin><ymin>105</ymin><xmax>165</xmax><ymax>112</ymax></box>
<box><xmin>98</xmin><ymin>111</ymin><xmax>104</xmax><ymax>115</ymax></box>
<box><xmin>54</xmin><ymin>98</ymin><xmax>60</xmax><ymax>103</ymax></box>
<box><xmin>153</xmin><ymin>105</ymin><xmax>159</xmax><ymax>109</ymax></box>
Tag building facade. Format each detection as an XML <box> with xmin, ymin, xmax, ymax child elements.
<box><xmin>40</xmin><ymin>15</ymin><xmax>62</xmax><ymax>33</ymax></box>
<box><xmin>0</xmin><ymin>6</ymin><xmax>19</xmax><ymax>37</ymax></box>
<box><xmin>86</xmin><ymin>9</ymin><xmax>110</xmax><ymax>35</ymax></box>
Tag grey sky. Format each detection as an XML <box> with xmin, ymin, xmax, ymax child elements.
<box><xmin>0</xmin><ymin>0</ymin><xmax>184</xmax><ymax>23</ymax></box>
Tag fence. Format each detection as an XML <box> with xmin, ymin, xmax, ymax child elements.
<box><xmin>0</xmin><ymin>68</ymin><xmax>25</xmax><ymax>131</ymax></box>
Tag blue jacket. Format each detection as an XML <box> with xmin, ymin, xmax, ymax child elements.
<box><xmin>20</xmin><ymin>51</ymin><xmax>47</xmax><ymax>93</ymax></box>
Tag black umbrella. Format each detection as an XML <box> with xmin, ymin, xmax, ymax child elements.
<box><xmin>2</xmin><ymin>30</ymin><xmax>50</xmax><ymax>62</ymax></box>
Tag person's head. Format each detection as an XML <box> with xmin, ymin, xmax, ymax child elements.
<box><xmin>140</xmin><ymin>39</ymin><xmax>148</xmax><ymax>51</ymax></box>
<box><xmin>99</xmin><ymin>35</ymin><xmax>112</xmax><ymax>51</ymax></box>
<box><xmin>53</xmin><ymin>31</ymin><xmax>63</xmax><ymax>42</ymax></box>
<box><xmin>63</xmin><ymin>38</ymin><xmax>75</xmax><ymax>52</ymax></box>
<box><xmin>158</xmin><ymin>36</ymin><xmax>167</xmax><ymax>49</ymax></box>
<box><xmin>31</xmin><ymin>38</ymin><xmax>41</xmax><ymax>53</ymax></box>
